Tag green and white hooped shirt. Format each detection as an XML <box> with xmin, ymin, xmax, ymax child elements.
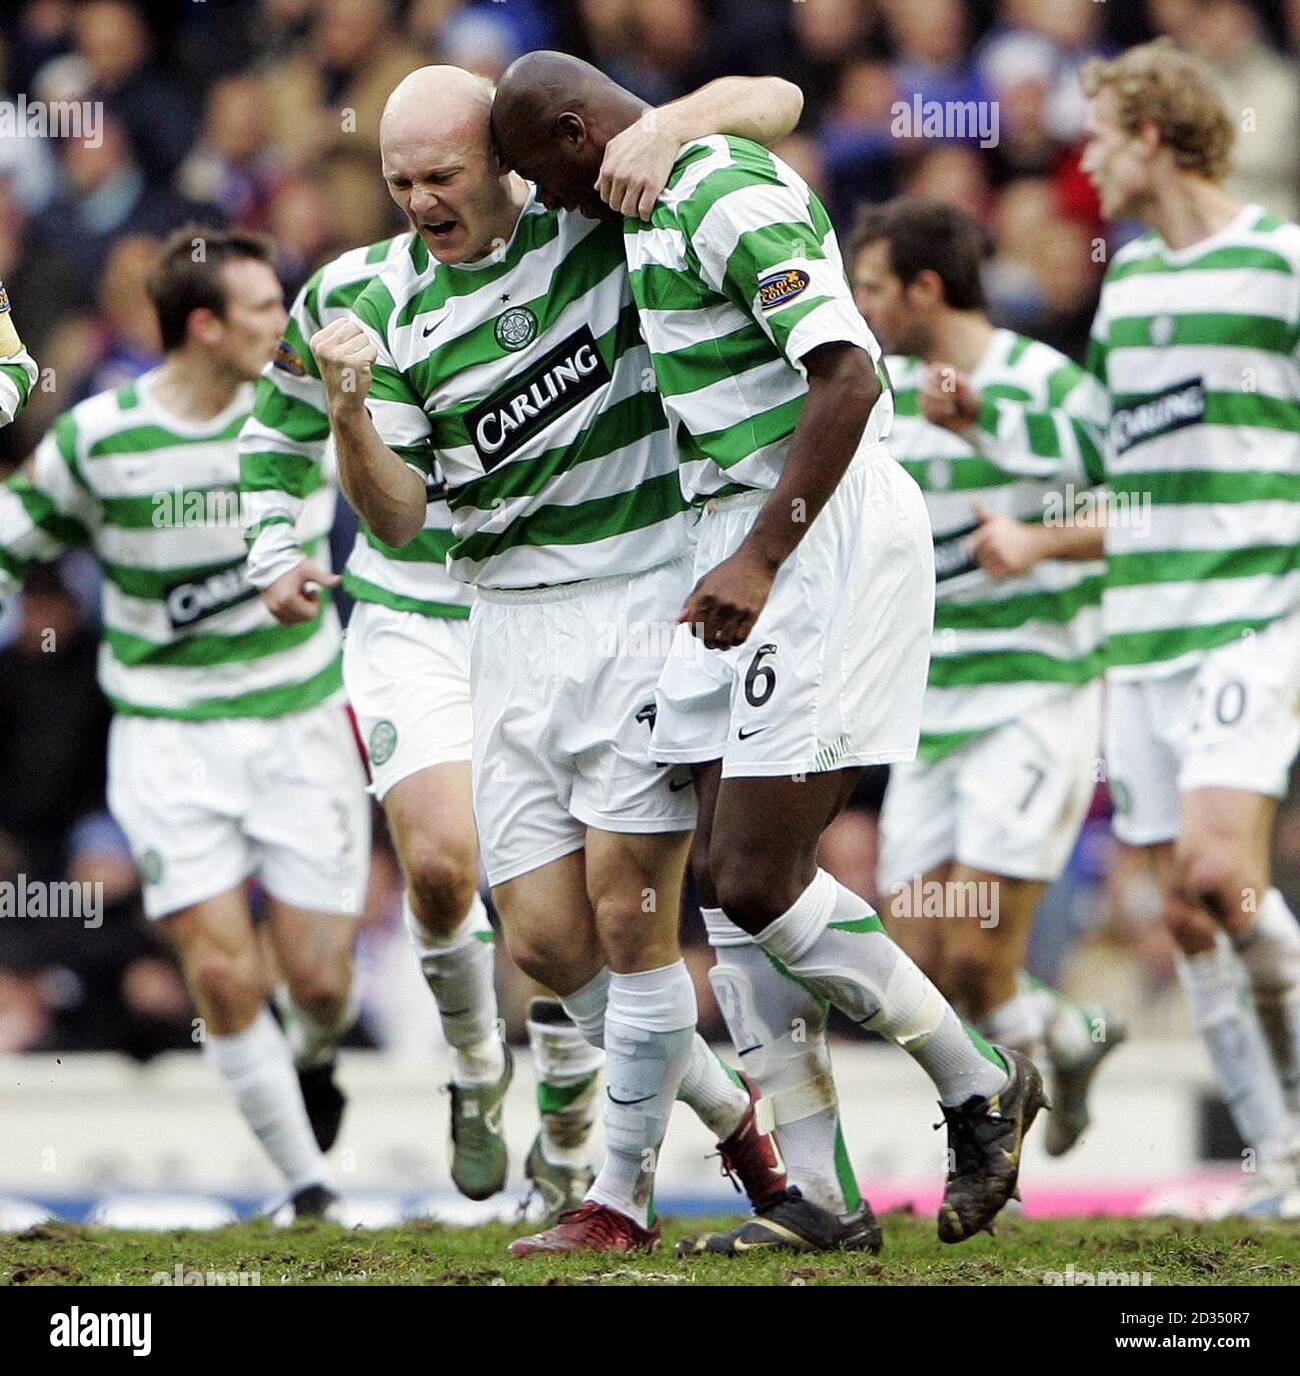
<box><xmin>0</xmin><ymin>347</ymin><xmax>37</xmax><ymax>427</ymax></box>
<box><xmin>623</xmin><ymin>135</ymin><xmax>893</xmax><ymax>502</ymax></box>
<box><xmin>887</xmin><ymin>331</ymin><xmax>1109</xmax><ymax>762</ymax></box>
<box><xmin>0</xmin><ymin>370</ymin><xmax>342</xmax><ymax>719</ymax></box>
<box><xmin>348</xmin><ymin>191</ymin><xmax>691</xmax><ymax>590</ymax></box>
<box><xmin>1087</xmin><ymin>204</ymin><xmax>1300</xmax><ymax>680</ymax></box>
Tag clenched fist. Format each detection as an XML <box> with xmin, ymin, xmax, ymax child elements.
<box><xmin>311</xmin><ymin>317</ymin><xmax>376</xmax><ymax>415</ymax></box>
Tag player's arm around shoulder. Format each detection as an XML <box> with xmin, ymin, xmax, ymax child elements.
<box><xmin>599</xmin><ymin>76</ymin><xmax>803</xmax><ymax>220</ymax></box>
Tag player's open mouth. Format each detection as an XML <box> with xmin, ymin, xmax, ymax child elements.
<box><xmin>424</xmin><ymin>219</ymin><xmax>458</xmax><ymax>239</ymax></box>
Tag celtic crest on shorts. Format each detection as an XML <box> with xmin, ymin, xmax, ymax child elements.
<box><xmin>369</xmin><ymin>720</ymin><xmax>398</xmax><ymax>766</ymax></box>
<box><xmin>137</xmin><ymin>849</ymin><xmax>165</xmax><ymax>885</ymax></box>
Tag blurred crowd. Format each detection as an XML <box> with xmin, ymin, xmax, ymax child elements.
<box><xmin>0</xmin><ymin>0</ymin><xmax>1298</xmax><ymax>1058</ymax></box>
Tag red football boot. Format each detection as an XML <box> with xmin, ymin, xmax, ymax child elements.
<box><xmin>717</xmin><ymin>1074</ymin><xmax>788</xmax><ymax>1212</ymax></box>
<box><xmin>508</xmin><ymin>1201</ymin><xmax>660</xmax><ymax>1257</ymax></box>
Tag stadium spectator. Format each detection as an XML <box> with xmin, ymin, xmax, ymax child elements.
<box><xmin>32</xmin><ymin>113</ymin><xmax>217</xmax><ymax>309</ymax></box>
<box><xmin>69</xmin><ymin>233</ymin><xmax>162</xmax><ymax>401</ymax></box>
<box><xmin>67</xmin><ymin>0</ymin><xmax>199</xmax><ymax>185</ymax></box>
<box><xmin>177</xmin><ymin>75</ymin><xmax>284</xmax><ymax>231</ymax></box>
<box><xmin>258</xmin><ymin>0</ymin><xmax>427</xmax><ymax>172</ymax></box>
<box><xmin>1177</xmin><ymin>0</ymin><xmax>1300</xmax><ymax>219</ymax></box>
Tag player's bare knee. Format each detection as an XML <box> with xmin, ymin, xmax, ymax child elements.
<box><xmin>286</xmin><ymin>960</ymin><xmax>351</xmax><ymax>1022</ymax></box>
<box><xmin>189</xmin><ymin>950</ymin><xmax>262</xmax><ymax>1023</ymax></box>
<box><xmin>503</xmin><ymin>928</ymin><xmax>571</xmax><ymax>990</ymax></box>
<box><xmin>590</xmin><ymin>894</ymin><xmax>652</xmax><ymax>969</ymax></box>
<box><xmin>712</xmin><ymin>856</ymin><xmax>808</xmax><ymax>932</ymax></box>
<box><xmin>405</xmin><ymin>842</ymin><xmax>478</xmax><ymax>937</ymax></box>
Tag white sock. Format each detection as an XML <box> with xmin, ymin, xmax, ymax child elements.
<box><xmin>206</xmin><ymin>1007</ymin><xmax>333</xmax><ymax>1193</ymax></box>
<box><xmin>559</xmin><ymin>967</ymin><xmax>611</xmax><ymax>1049</ymax></box>
<box><xmin>526</xmin><ymin>997</ymin><xmax>602</xmax><ymax>1170</ymax></box>
<box><xmin>562</xmin><ymin>963</ymin><xmax>747</xmax><ymax>1143</ymax></box>
<box><xmin>1021</xmin><ymin>972</ymin><xmax>1106</xmax><ymax>1071</ymax></box>
<box><xmin>753</xmin><ymin>869</ymin><xmax>1008</xmax><ymax>1106</ymax></box>
<box><xmin>1233</xmin><ymin>889</ymin><xmax>1300</xmax><ymax>1112</ymax></box>
<box><xmin>279</xmin><ymin>983</ymin><xmax>357</xmax><ymax>1071</ymax></box>
<box><xmin>406</xmin><ymin>892</ymin><xmax>504</xmax><ymax>1086</ymax></box>
<box><xmin>705</xmin><ymin>907</ymin><xmax>858</xmax><ymax>1214</ymax></box>
<box><xmin>1176</xmin><ymin>932</ymin><xmax>1294</xmax><ymax>1164</ymax></box>
<box><xmin>586</xmin><ymin>962</ymin><xmax>696</xmax><ymax>1229</ymax></box>
<box><xmin>979</xmin><ymin>988</ymin><xmax>1045</xmax><ymax>1058</ymax></box>
<box><xmin>678</xmin><ymin>1035</ymin><xmax>749</xmax><ymax>1142</ymax></box>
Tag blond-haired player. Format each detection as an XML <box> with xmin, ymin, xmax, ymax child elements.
<box><xmin>1007</xmin><ymin>40</ymin><xmax>1300</xmax><ymax>1214</ymax></box>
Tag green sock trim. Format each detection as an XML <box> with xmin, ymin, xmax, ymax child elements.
<box><xmin>1025</xmin><ymin>971</ymin><xmax>1093</xmax><ymax>1036</ymax></box>
<box><xmin>760</xmin><ymin>947</ymin><xmax>831</xmax><ymax>1012</ymax></box>
<box><xmin>535</xmin><ymin>1071</ymin><xmax>597</xmax><ymax>1114</ymax></box>
<box><xmin>963</xmin><ymin>1020</ymin><xmax>1009</xmax><ymax>1075</ymax></box>
<box><xmin>473</xmin><ymin>930</ymin><xmax>495</xmax><ymax>943</ymax></box>
<box><xmin>721</xmin><ymin>1058</ymin><xmax>746</xmax><ymax>1092</ymax></box>
<box><xmin>833</xmin><ymin>1119</ymin><xmax>861</xmax><ymax>1212</ymax></box>
<box><xmin>827</xmin><ymin>913</ymin><xmax>887</xmax><ymax>936</ymax></box>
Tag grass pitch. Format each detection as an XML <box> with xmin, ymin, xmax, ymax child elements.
<box><xmin>5</xmin><ymin>1213</ymin><xmax>1300</xmax><ymax>1286</ymax></box>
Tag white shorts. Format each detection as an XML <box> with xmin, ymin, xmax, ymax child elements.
<box><xmin>108</xmin><ymin>703</ymin><xmax>371</xmax><ymax>920</ymax></box>
<box><xmin>342</xmin><ymin>602</ymin><xmax>473</xmax><ymax>799</ymax></box>
<box><xmin>878</xmin><ymin>683</ymin><xmax>1102</xmax><ymax>888</ymax></box>
<box><xmin>469</xmin><ymin>557</ymin><xmax>698</xmax><ymax>888</ymax></box>
<box><xmin>1105</xmin><ymin>606</ymin><xmax>1300</xmax><ymax>847</ymax></box>
<box><xmin>652</xmin><ymin>444</ymin><xmax>934</xmax><ymax>778</ymax></box>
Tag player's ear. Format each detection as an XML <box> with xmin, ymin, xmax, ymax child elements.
<box><xmin>557</xmin><ymin>111</ymin><xmax>587</xmax><ymax>148</ymax></box>
<box><xmin>186</xmin><ymin>305</ymin><xmax>222</xmax><ymax>348</ymax></box>
<box><xmin>910</xmin><ymin>268</ymin><xmax>946</xmax><ymax>312</ymax></box>
<box><xmin>1135</xmin><ymin>116</ymin><xmax>1163</xmax><ymax>162</ymax></box>
<box><xmin>487</xmin><ymin>135</ymin><xmax>511</xmax><ymax>177</ymax></box>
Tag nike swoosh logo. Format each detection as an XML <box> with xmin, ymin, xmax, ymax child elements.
<box><xmin>737</xmin><ymin>725</ymin><xmax>767</xmax><ymax>740</ymax></box>
<box><xmin>422</xmin><ymin>319</ymin><xmax>445</xmax><ymax>338</ymax></box>
<box><xmin>669</xmin><ymin>778</ymin><xmax>692</xmax><ymax>792</ymax></box>
<box><xmin>607</xmin><ymin>1090</ymin><xmax>657</xmax><ymax>1107</ymax></box>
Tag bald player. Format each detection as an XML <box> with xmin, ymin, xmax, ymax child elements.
<box><xmin>312</xmin><ymin>65</ymin><xmax>813</xmax><ymax>1255</ymax></box>
<box><xmin>492</xmin><ymin>52</ymin><xmax>1047</xmax><ymax>1250</ymax></box>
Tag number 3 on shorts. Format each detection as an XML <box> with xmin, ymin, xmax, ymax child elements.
<box><xmin>744</xmin><ymin>643</ymin><xmax>778</xmax><ymax>708</ymax></box>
